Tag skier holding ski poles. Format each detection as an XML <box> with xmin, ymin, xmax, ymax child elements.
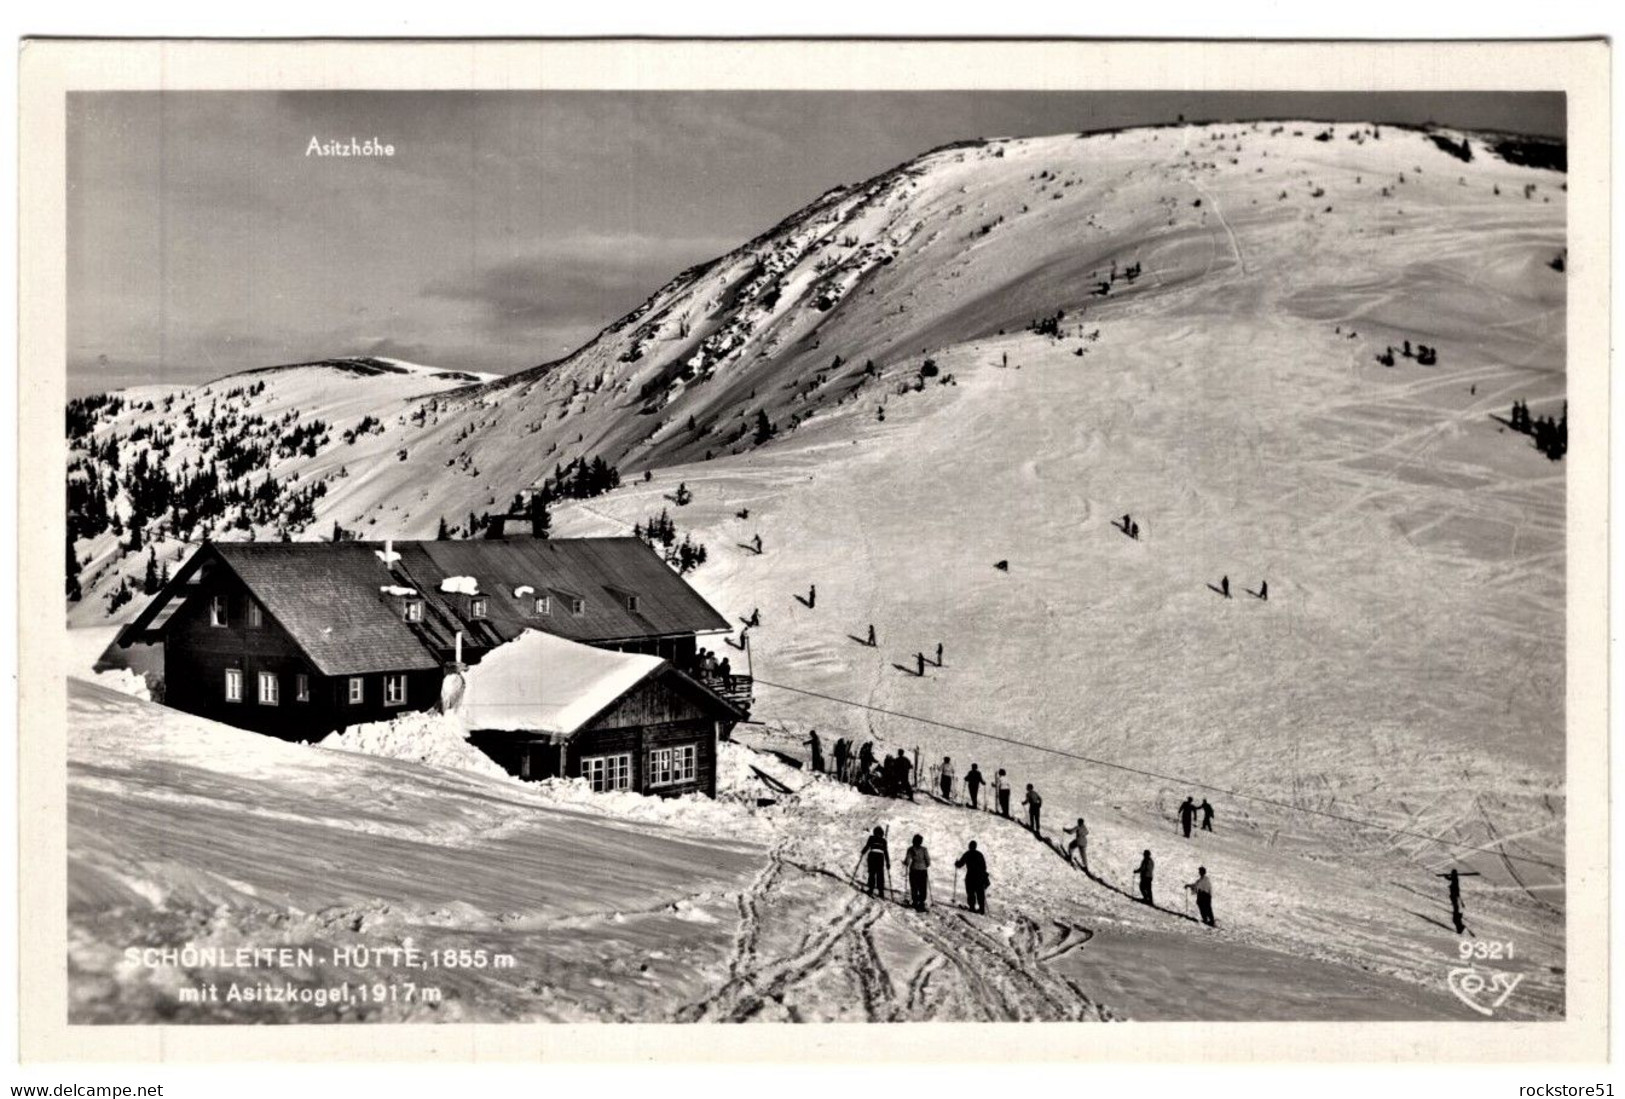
<box><xmin>1185</xmin><ymin>867</ymin><xmax>1216</xmax><ymax>927</ymax></box>
<box><xmin>1022</xmin><ymin>784</ymin><xmax>1043</xmax><ymax>834</ymax></box>
<box><xmin>1063</xmin><ymin>816</ymin><xmax>1089</xmax><ymax>869</ymax></box>
<box><xmin>955</xmin><ymin>840</ymin><xmax>989</xmax><ymax>914</ymax></box>
<box><xmin>858</xmin><ymin>827</ymin><xmax>891</xmax><ymax>899</ymax></box>
<box><xmin>1136</xmin><ymin>850</ymin><xmax>1155</xmax><ymax>906</ymax></box>
<box><xmin>903</xmin><ymin>835</ymin><xmax>931</xmax><ymax>912</ymax></box>
<box><xmin>965</xmin><ymin>764</ymin><xmax>985</xmax><ymax>810</ymax></box>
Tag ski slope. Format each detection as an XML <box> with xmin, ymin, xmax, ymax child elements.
<box><xmin>68</xmin><ymin>678</ymin><xmax>1481</xmax><ymax>1022</ymax></box>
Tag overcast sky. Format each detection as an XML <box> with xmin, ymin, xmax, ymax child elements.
<box><xmin>66</xmin><ymin>90</ymin><xmax>1563</xmax><ymax>395</ymax></box>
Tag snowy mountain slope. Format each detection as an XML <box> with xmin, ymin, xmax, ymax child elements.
<box><xmin>68</xmin><ymin>122</ymin><xmax>1566</xmax><ymax>624</ymax></box>
<box><xmin>66</xmin><ymin>357</ymin><xmax>493</xmax><ymax>625</ymax></box>
<box><xmin>523</xmin><ymin>123</ymin><xmax>1563</xmax><ymax>1017</ymax></box>
<box><xmin>68</xmin><ymin>679</ymin><xmax>1478</xmax><ymax>1022</ymax></box>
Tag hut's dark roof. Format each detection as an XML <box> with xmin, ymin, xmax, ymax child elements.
<box><xmin>123</xmin><ymin>537</ymin><xmax>731</xmax><ymax>676</ymax></box>
<box><xmin>211</xmin><ymin>542</ymin><xmax>444</xmax><ymax>676</ymax></box>
<box><xmin>398</xmin><ymin>537</ymin><xmax>730</xmax><ymax>647</ymax></box>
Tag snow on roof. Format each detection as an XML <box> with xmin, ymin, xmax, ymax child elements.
<box><xmin>457</xmin><ymin>629</ymin><xmax>664</xmax><ymax>739</ymax></box>
<box><xmin>380</xmin><ymin>585</ymin><xmax>417</xmax><ymax>597</ymax></box>
<box><xmin>440</xmin><ymin>575</ymin><xmax>480</xmax><ymax>595</ymax></box>
<box><xmin>514</xmin><ymin>585</ymin><xmax>535</xmax><ymax>598</ymax></box>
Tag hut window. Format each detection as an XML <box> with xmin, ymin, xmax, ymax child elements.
<box><xmin>210</xmin><ymin>596</ymin><xmax>227</xmax><ymax>628</ymax></box>
<box><xmin>470</xmin><ymin>596</ymin><xmax>489</xmax><ymax>620</ymax></box>
<box><xmin>224</xmin><ymin>667</ymin><xmax>242</xmax><ymax>702</ymax></box>
<box><xmin>384</xmin><ymin>674</ymin><xmax>408</xmax><ymax>706</ymax></box>
<box><xmin>570</xmin><ymin>597</ymin><xmax>586</xmax><ymax>617</ymax></box>
<box><xmin>347</xmin><ymin>677</ymin><xmax>364</xmax><ymax>705</ymax></box>
<box><xmin>258</xmin><ymin>672</ymin><xmax>280</xmax><ymax>706</ymax></box>
<box><xmin>247</xmin><ymin>601</ymin><xmax>264</xmax><ymax>628</ymax></box>
<box><xmin>626</xmin><ymin>594</ymin><xmax>641</xmax><ymax>613</ymax></box>
<box><xmin>403</xmin><ymin>599</ymin><xmax>424</xmax><ymax>623</ymax></box>
<box><xmin>581</xmin><ymin>753</ymin><xmax>632</xmax><ymax>793</ymax></box>
<box><xmin>533</xmin><ymin>595</ymin><xmax>550</xmax><ymax>616</ymax></box>
<box><xmin>648</xmin><ymin>744</ymin><xmax>698</xmax><ymax>787</ymax></box>
<box><xmin>295</xmin><ymin>674</ymin><xmax>310</xmax><ymax>702</ymax></box>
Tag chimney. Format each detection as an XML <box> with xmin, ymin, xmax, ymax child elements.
<box><xmin>385</xmin><ymin>538</ymin><xmax>393</xmax><ymax>558</ymax></box>
<box><xmin>444</xmin><ymin>629</ymin><xmax>467</xmax><ymax>678</ymax></box>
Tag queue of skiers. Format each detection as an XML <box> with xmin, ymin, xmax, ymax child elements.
<box><xmin>854</xmin><ymin>828</ymin><xmax>990</xmax><ymax>915</ymax></box>
<box><xmin>829</xmin><ymin>736</ymin><xmax>918</xmax><ymax>800</ymax></box>
<box><xmin>851</xmin><ymin>817</ymin><xmax>1222</xmax><ymax>926</ymax></box>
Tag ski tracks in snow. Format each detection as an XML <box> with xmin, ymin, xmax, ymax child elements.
<box><xmin>680</xmin><ymin>842</ymin><xmax>1115</xmax><ymax>1022</ymax></box>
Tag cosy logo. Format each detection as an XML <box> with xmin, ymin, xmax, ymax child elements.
<box><xmin>1447</xmin><ymin>966</ymin><xmax>1524</xmax><ymax>1016</ymax></box>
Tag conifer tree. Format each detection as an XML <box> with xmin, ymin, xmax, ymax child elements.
<box><xmin>66</xmin><ymin>533</ymin><xmax>81</xmax><ymax>602</ymax></box>
<box><xmin>528</xmin><ymin>489</ymin><xmax>552</xmax><ymax>540</ymax></box>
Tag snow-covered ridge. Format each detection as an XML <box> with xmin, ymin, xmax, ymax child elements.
<box><xmin>68</xmin><ymin>121</ymin><xmax>1566</xmax><ymax>626</ymax></box>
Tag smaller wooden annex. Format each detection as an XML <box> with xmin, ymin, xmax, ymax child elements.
<box><xmin>454</xmin><ymin>629</ymin><xmax>740</xmax><ymax>798</ymax></box>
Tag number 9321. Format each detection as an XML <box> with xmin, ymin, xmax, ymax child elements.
<box><xmin>1459</xmin><ymin>940</ymin><xmax>1515</xmax><ymax>961</ymax></box>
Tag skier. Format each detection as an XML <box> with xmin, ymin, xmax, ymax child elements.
<box><xmin>965</xmin><ymin>763</ymin><xmax>985</xmax><ymax>809</ymax></box>
<box><xmin>752</xmin><ymin>533</ymin><xmax>763</xmax><ymax>554</ymax></box>
<box><xmin>806</xmin><ymin>730</ymin><xmax>825</xmax><ymax>774</ymax></box>
<box><xmin>1130</xmin><ymin>520</ymin><xmax>1140</xmax><ymax>539</ymax></box>
<box><xmin>939</xmin><ymin>756</ymin><xmax>955</xmax><ymax>801</ymax></box>
<box><xmin>903</xmin><ymin>835</ymin><xmax>931</xmax><ymax>912</ymax></box>
<box><xmin>995</xmin><ymin>769</ymin><xmax>1012</xmax><ymax>818</ymax></box>
<box><xmin>1178</xmin><ymin>796</ymin><xmax>1197</xmax><ymax>838</ymax></box>
<box><xmin>747</xmin><ymin>607</ymin><xmax>761</xmax><ymax>628</ymax></box>
<box><xmin>860</xmin><ymin>827</ymin><xmax>890</xmax><ymax>898</ymax></box>
<box><xmin>879</xmin><ymin>752</ymin><xmax>897</xmax><ymax>797</ymax></box>
<box><xmin>1185</xmin><ymin>866</ymin><xmax>1216</xmax><ymax>927</ymax></box>
<box><xmin>1122</xmin><ymin>512</ymin><xmax>1131</xmax><ymax>532</ymax></box>
<box><xmin>866</xmin><ymin>623</ymin><xmax>877</xmax><ymax>647</ymax></box>
<box><xmin>833</xmin><ymin>738</ymin><xmax>850</xmax><ymax>782</ymax></box>
<box><xmin>935</xmin><ymin>641</ymin><xmax>944</xmax><ymax>666</ymax></box>
<box><xmin>1220</xmin><ymin>575</ymin><xmax>1231</xmax><ymax>598</ymax></box>
<box><xmin>718</xmin><ymin>657</ymin><xmax>732</xmax><ymax>682</ymax></box>
<box><xmin>1063</xmin><ymin>816</ymin><xmax>1089</xmax><ymax>869</ymax></box>
<box><xmin>858</xmin><ymin>740</ymin><xmax>875</xmax><ymax>780</ymax></box>
<box><xmin>1437</xmin><ymin>868</ymin><xmax>1478</xmax><ymax>934</ymax></box>
<box><xmin>1259</xmin><ymin>579</ymin><xmax>1268</xmax><ymax>601</ymax></box>
<box><xmin>916</xmin><ymin>652</ymin><xmax>926</xmax><ymax>676</ymax></box>
<box><xmin>1023</xmin><ymin>784</ymin><xmax>1043</xmax><ymax>834</ymax></box>
<box><xmin>1199</xmin><ymin>799</ymin><xmax>1215</xmax><ymax>832</ymax></box>
<box><xmin>894</xmin><ymin>749</ymin><xmax>915</xmax><ymax>801</ymax></box>
<box><xmin>1136</xmin><ymin>850</ymin><xmax>1155</xmax><ymax>906</ymax></box>
<box><xmin>956</xmin><ymin>841</ymin><xmax>990</xmax><ymax>914</ymax></box>
<box><xmin>807</xmin><ymin>584</ymin><xmax>817</xmax><ymax>609</ymax></box>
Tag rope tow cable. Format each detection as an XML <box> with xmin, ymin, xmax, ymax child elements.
<box><xmin>751</xmin><ymin>676</ymin><xmax>1563</xmax><ymax>872</ymax></box>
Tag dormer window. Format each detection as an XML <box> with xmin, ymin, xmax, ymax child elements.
<box><xmin>570</xmin><ymin>597</ymin><xmax>586</xmax><ymax>617</ymax></box>
<box><xmin>534</xmin><ymin>595</ymin><xmax>551</xmax><ymax>617</ymax></box>
<box><xmin>470</xmin><ymin>596</ymin><xmax>489</xmax><ymax>620</ymax></box>
<box><xmin>403</xmin><ymin>599</ymin><xmax>424</xmax><ymax>623</ymax></box>
<box><xmin>210</xmin><ymin>596</ymin><xmax>227</xmax><ymax>628</ymax></box>
<box><xmin>626</xmin><ymin>594</ymin><xmax>641</xmax><ymax>613</ymax></box>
